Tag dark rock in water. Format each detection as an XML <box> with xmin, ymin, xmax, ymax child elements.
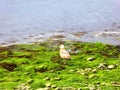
<box><xmin>0</xmin><ymin>62</ymin><xmax>17</xmax><ymax>71</ymax></box>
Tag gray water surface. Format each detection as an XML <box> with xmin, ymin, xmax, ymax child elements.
<box><xmin>0</xmin><ymin>0</ymin><xmax>120</xmax><ymax>45</ymax></box>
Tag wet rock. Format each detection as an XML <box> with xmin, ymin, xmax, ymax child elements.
<box><xmin>89</xmin><ymin>74</ymin><xmax>97</xmax><ymax>79</ymax></box>
<box><xmin>77</xmin><ymin>88</ymin><xmax>82</xmax><ymax>90</ymax></box>
<box><xmin>77</xmin><ymin>68</ymin><xmax>92</xmax><ymax>75</ymax></box>
<box><xmin>44</xmin><ymin>77</ymin><xmax>50</xmax><ymax>81</ymax></box>
<box><xmin>72</xmin><ymin>32</ymin><xmax>87</xmax><ymax>37</ymax></box>
<box><xmin>55</xmin><ymin>87</ymin><xmax>62</xmax><ymax>90</ymax></box>
<box><xmin>36</xmin><ymin>88</ymin><xmax>44</xmax><ymax>90</ymax></box>
<box><xmin>108</xmin><ymin>64</ymin><xmax>117</xmax><ymax>69</ymax></box>
<box><xmin>54</xmin><ymin>77</ymin><xmax>61</xmax><ymax>81</ymax></box>
<box><xmin>27</xmin><ymin>79</ymin><xmax>34</xmax><ymax>84</ymax></box>
<box><xmin>88</xmin><ymin>84</ymin><xmax>96</xmax><ymax>90</ymax></box>
<box><xmin>97</xmin><ymin>63</ymin><xmax>108</xmax><ymax>70</ymax></box>
<box><xmin>44</xmin><ymin>87</ymin><xmax>51</xmax><ymax>90</ymax></box>
<box><xmin>63</xmin><ymin>87</ymin><xmax>75</xmax><ymax>90</ymax></box>
<box><xmin>15</xmin><ymin>83</ymin><xmax>31</xmax><ymax>90</ymax></box>
<box><xmin>91</xmin><ymin>69</ymin><xmax>97</xmax><ymax>73</ymax></box>
<box><xmin>51</xmin><ymin>85</ymin><xmax>57</xmax><ymax>88</ymax></box>
<box><xmin>0</xmin><ymin>62</ymin><xmax>17</xmax><ymax>71</ymax></box>
<box><xmin>69</xmin><ymin>69</ymin><xmax>74</xmax><ymax>72</ymax></box>
<box><xmin>101</xmin><ymin>82</ymin><xmax>109</xmax><ymax>86</ymax></box>
<box><xmin>111</xmin><ymin>81</ymin><xmax>120</xmax><ymax>86</ymax></box>
<box><xmin>45</xmin><ymin>82</ymin><xmax>51</xmax><ymax>87</ymax></box>
<box><xmin>87</xmin><ymin>57</ymin><xmax>95</xmax><ymax>61</ymax></box>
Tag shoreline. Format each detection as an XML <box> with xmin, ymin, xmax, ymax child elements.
<box><xmin>0</xmin><ymin>30</ymin><xmax>120</xmax><ymax>47</ymax></box>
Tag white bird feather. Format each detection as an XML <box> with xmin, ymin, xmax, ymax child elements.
<box><xmin>59</xmin><ymin>44</ymin><xmax>71</xmax><ymax>60</ymax></box>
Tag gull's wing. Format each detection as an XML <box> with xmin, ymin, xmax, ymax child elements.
<box><xmin>60</xmin><ymin>50</ymin><xmax>71</xmax><ymax>59</ymax></box>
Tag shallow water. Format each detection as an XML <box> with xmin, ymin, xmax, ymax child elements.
<box><xmin>0</xmin><ymin>0</ymin><xmax>120</xmax><ymax>45</ymax></box>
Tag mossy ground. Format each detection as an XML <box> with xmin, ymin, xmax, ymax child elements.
<box><xmin>0</xmin><ymin>41</ymin><xmax>120</xmax><ymax>90</ymax></box>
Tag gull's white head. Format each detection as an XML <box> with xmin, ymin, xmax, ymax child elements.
<box><xmin>59</xmin><ymin>44</ymin><xmax>65</xmax><ymax>49</ymax></box>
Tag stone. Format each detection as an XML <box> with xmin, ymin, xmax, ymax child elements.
<box><xmin>54</xmin><ymin>77</ymin><xmax>61</xmax><ymax>81</ymax></box>
<box><xmin>89</xmin><ymin>74</ymin><xmax>97</xmax><ymax>79</ymax></box>
<box><xmin>44</xmin><ymin>77</ymin><xmax>50</xmax><ymax>81</ymax></box>
<box><xmin>45</xmin><ymin>82</ymin><xmax>51</xmax><ymax>87</ymax></box>
<box><xmin>15</xmin><ymin>83</ymin><xmax>31</xmax><ymax>90</ymax></box>
<box><xmin>44</xmin><ymin>87</ymin><xmax>51</xmax><ymax>90</ymax></box>
<box><xmin>51</xmin><ymin>85</ymin><xmax>57</xmax><ymax>88</ymax></box>
<box><xmin>98</xmin><ymin>63</ymin><xmax>108</xmax><ymax>70</ymax></box>
<box><xmin>92</xmin><ymin>69</ymin><xmax>97</xmax><ymax>73</ymax></box>
<box><xmin>36</xmin><ymin>88</ymin><xmax>44</xmax><ymax>90</ymax></box>
<box><xmin>108</xmin><ymin>65</ymin><xmax>115</xmax><ymax>69</ymax></box>
<box><xmin>55</xmin><ymin>87</ymin><xmax>62</xmax><ymax>90</ymax></box>
<box><xmin>27</xmin><ymin>79</ymin><xmax>34</xmax><ymax>84</ymax></box>
<box><xmin>87</xmin><ymin>57</ymin><xmax>95</xmax><ymax>61</ymax></box>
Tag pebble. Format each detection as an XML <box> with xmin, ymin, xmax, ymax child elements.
<box><xmin>45</xmin><ymin>82</ymin><xmax>51</xmax><ymax>87</ymax></box>
<box><xmin>51</xmin><ymin>85</ymin><xmax>57</xmax><ymax>88</ymax></box>
<box><xmin>55</xmin><ymin>87</ymin><xmax>61</xmax><ymax>90</ymax></box>
<box><xmin>98</xmin><ymin>63</ymin><xmax>108</xmax><ymax>70</ymax></box>
<box><xmin>27</xmin><ymin>79</ymin><xmax>34</xmax><ymax>84</ymax></box>
<box><xmin>108</xmin><ymin>65</ymin><xmax>115</xmax><ymax>69</ymax></box>
<box><xmin>87</xmin><ymin>57</ymin><xmax>95</xmax><ymax>61</ymax></box>
<box><xmin>44</xmin><ymin>77</ymin><xmax>50</xmax><ymax>81</ymax></box>
<box><xmin>89</xmin><ymin>74</ymin><xmax>97</xmax><ymax>79</ymax></box>
<box><xmin>54</xmin><ymin>77</ymin><xmax>61</xmax><ymax>81</ymax></box>
<box><xmin>92</xmin><ymin>69</ymin><xmax>97</xmax><ymax>73</ymax></box>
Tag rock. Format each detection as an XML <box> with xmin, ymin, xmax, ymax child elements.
<box><xmin>0</xmin><ymin>62</ymin><xmax>17</xmax><ymax>71</ymax></box>
<box><xmin>27</xmin><ymin>79</ymin><xmax>34</xmax><ymax>84</ymax></box>
<box><xmin>69</xmin><ymin>69</ymin><xmax>74</xmax><ymax>72</ymax></box>
<box><xmin>89</xmin><ymin>86</ymin><xmax>96</xmax><ymax>90</ymax></box>
<box><xmin>63</xmin><ymin>87</ymin><xmax>74</xmax><ymax>90</ymax></box>
<box><xmin>98</xmin><ymin>63</ymin><xmax>108</xmax><ymax>70</ymax></box>
<box><xmin>92</xmin><ymin>69</ymin><xmax>97</xmax><ymax>73</ymax></box>
<box><xmin>87</xmin><ymin>57</ymin><xmax>95</xmax><ymax>61</ymax></box>
<box><xmin>15</xmin><ymin>83</ymin><xmax>31</xmax><ymax>90</ymax></box>
<box><xmin>111</xmin><ymin>81</ymin><xmax>120</xmax><ymax>86</ymax></box>
<box><xmin>101</xmin><ymin>82</ymin><xmax>109</xmax><ymax>86</ymax></box>
<box><xmin>107</xmin><ymin>65</ymin><xmax>115</xmax><ymax>69</ymax></box>
<box><xmin>108</xmin><ymin>64</ymin><xmax>118</xmax><ymax>69</ymax></box>
<box><xmin>89</xmin><ymin>74</ymin><xmax>97</xmax><ymax>79</ymax></box>
<box><xmin>77</xmin><ymin>88</ymin><xmax>82</xmax><ymax>90</ymax></box>
<box><xmin>54</xmin><ymin>77</ymin><xmax>61</xmax><ymax>81</ymax></box>
<box><xmin>44</xmin><ymin>87</ymin><xmax>51</xmax><ymax>90</ymax></box>
<box><xmin>36</xmin><ymin>88</ymin><xmax>44</xmax><ymax>90</ymax></box>
<box><xmin>44</xmin><ymin>77</ymin><xmax>50</xmax><ymax>81</ymax></box>
<box><xmin>51</xmin><ymin>85</ymin><xmax>57</xmax><ymax>88</ymax></box>
<box><xmin>55</xmin><ymin>87</ymin><xmax>62</xmax><ymax>90</ymax></box>
<box><xmin>45</xmin><ymin>82</ymin><xmax>51</xmax><ymax>87</ymax></box>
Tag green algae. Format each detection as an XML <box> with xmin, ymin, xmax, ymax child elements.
<box><xmin>0</xmin><ymin>41</ymin><xmax>120</xmax><ymax>90</ymax></box>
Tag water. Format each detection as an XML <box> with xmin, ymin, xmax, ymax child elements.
<box><xmin>0</xmin><ymin>0</ymin><xmax>120</xmax><ymax>45</ymax></box>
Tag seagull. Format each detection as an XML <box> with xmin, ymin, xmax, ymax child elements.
<box><xmin>59</xmin><ymin>44</ymin><xmax>71</xmax><ymax>60</ymax></box>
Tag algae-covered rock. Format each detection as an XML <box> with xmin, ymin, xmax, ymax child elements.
<box><xmin>108</xmin><ymin>64</ymin><xmax>118</xmax><ymax>69</ymax></box>
<box><xmin>54</xmin><ymin>77</ymin><xmax>61</xmax><ymax>81</ymax></box>
<box><xmin>45</xmin><ymin>82</ymin><xmax>51</xmax><ymax>87</ymax></box>
<box><xmin>87</xmin><ymin>57</ymin><xmax>95</xmax><ymax>61</ymax></box>
<box><xmin>51</xmin><ymin>85</ymin><xmax>57</xmax><ymax>88</ymax></box>
<box><xmin>89</xmin><ymin>74</ymin><xmax>97</xmax><ymax>79</ymax></box>
<box><xmin>97</xmin><ymin>63</ymin><xmax>108</xmax><ymax>70</ymax></box>
<box><xmin>44</xmin><ymin>77</ymin><xmax>51</xmax><ymax>81</ymax></box>
<box><xmin>0</xmin><ymin>62</ymin><xmax>17</xmax><ymax>71</ymax></box>
<box><xmin>15</xmin><ymin>83</ymin><xmax>32</xmax><ymax>90</ymax></box>
<box><xmin>27</xmin><ymin>79</ymin><xmax>34</xmax><ymax>84</ymax></box>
